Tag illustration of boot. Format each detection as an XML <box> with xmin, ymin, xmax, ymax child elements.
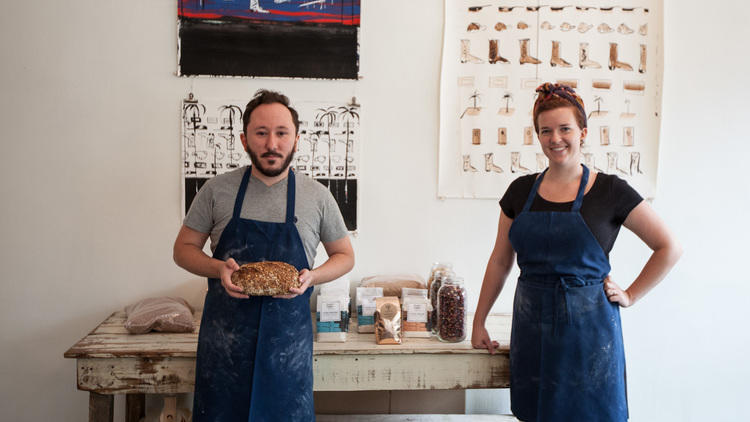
<box><xmin>536</xmin><ymin>153</ymin><xmax>548</xmax><ymax>171</ymax></box>
<box><xmin>467</xmin><ymin>22</ymin><xmax>485</xmax><ymax>32</ymax></box>
<box><xmin>560</xmin><ymin>22</ymin><xmax>575</xmax><ymax>32</ymax></box>
<box><xmin>489</xmin><ymin>40</ymin><xmax>509</xmax><ymax>64</ymax></box>
<box><xmin>578</xmin><ymin>22</ymin><xmax>593</xmax><ymax>33</ymax></box>
<box><xmin>579</xmin><ymin>43</ymin><xmax>602</xmax><ymax>69</ymax></box>
<box><xmin>617</xmin><ymin>23</ymin><xmax>634</xmax><ymax>34</ymax></box>
<box><xmin>639</xmin><ymin>23</ymin><xmax>648</xmax><ymax>36</ymax></box>
<box><xmin>519</xmin><ymin>39</ymin><xmax>541</xmax><ymax>65</ymax></box>
<box><xmin>639</xmin><ymin>44</ymin><xmax>646</xmax><ymax>73</ymax></box>
<box><xmin>511</xmin><ymin>152</ymin><xmax>531</xmax><ymax>174</ymax></box>
<box><xmin>463</xmin><ymin>154</ymin><xmax>479</xmax><ymax>172</ymax></box>
<box><xmin>498</xmin><ymin>127</ymin><xmax>507</xmax><ymax>145</ymax></box>
<box><xmin>249</xmin><ymin>0</ymin><xmax>270</xmax><ymax>13</ymax></box>
<box><xmin>598</xmin><ymin>23</ymin><xmax>613</xmax><ymax>33</ymax></box>
<box><xmin>607</xmin><ymin>152</ymin><xmax>630</xmax><ymax>176</ymax></box>
<box><xmin>460</xmin><ymin>40</ymin><xmax>483</xmax><ymax>64</ymax></box>
<box><xmin>609</xmin><ymin>43</ymin><xmax>633</xmax><ymax>71</ymax></box>
<box><xmin>550</xmin><ymin>41</ymin><xmax>572</xmax><ymax>67</ymax></box>
<box><xmin>541</xmin><ymin>21</ymin><xmax>555</xmax><ymax>30</ymax></box>
<box><xmin>584</xmin><ymin>153</ymin><xmax>605</xmax><ymax>172</ymax></box>
<box><xmin>484</xmin><ymin>153</ymin><xmax>504</xmax><ymax>173</ymax></box>
<box><xmin>495</xmin><ymin>22</ymin><xmax>508</xmax><ymax>31</ymax></box>
<box><xmin>630</xmin><ymin>152</ymin><xmax>644</xmax><ymax>175</ymax></box>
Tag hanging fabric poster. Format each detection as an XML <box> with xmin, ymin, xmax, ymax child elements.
<box><xmin>182</xmin><ymin>95</ymin><xmax>360</xmax><ymax>231</ymax></box>
<box><xmin>439</xmin><ymin>1</ymin><xmax>663</xmax><ymax>199</ymax></box>
<box><xmin>178</xmin><ymin>0</ymin><xmax>360</xmax><ymax>79</ymax></box>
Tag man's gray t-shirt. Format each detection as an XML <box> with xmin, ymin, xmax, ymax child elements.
<box><xmin>184</xmin><ymin>166</ymin><xmax>348</xmax><ymax>267</ymax></box>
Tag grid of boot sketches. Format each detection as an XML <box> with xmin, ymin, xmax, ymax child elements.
<box><xmin>439</xmin><ymin>1</ymin><xmax>662</xmax><ymax>199</ymax></box>
<box><xmin>182</xmin><ymin>96</ymin><xmax>360</xmax><ymax>231</ymax></box>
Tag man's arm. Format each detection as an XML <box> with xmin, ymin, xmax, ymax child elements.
<box><xmin>283</xmin><ymin>236</ymin><xmax>354</xmax><ymax>298</ymax></box>
<box><xmin>173</xmin><ymin>224</ymin><xmax>248</xmax><ymax>299</ymax></box>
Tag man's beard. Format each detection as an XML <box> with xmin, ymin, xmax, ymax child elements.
<box><xmin>247</xmin><ymin>148</ymin><xmax>295</xmax><ymax>178</ymax></box>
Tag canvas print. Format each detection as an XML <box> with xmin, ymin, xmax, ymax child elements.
<box><xmin>182</xmin><ymin>95</ymin><xmax>360</xmax><ymax>231</ymax></box>
<box><xmin>439</xmin><ymin>0</ymin><xmax>663</xmax><ymax>199</ymax></box>
<box><xmin>178</xmin><ymin>0</ymin><xmax>360</xmax><ymax>79</ymax></box>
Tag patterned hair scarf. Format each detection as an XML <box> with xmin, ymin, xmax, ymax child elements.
<box><xmin>533</xmin><ymin>82</ymin><xmax>587</xmax><ymax>128</ymax></box>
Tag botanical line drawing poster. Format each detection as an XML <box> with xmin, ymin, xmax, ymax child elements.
<box><xmin>182</xmin><ymin>95</ymin><xmax>360</xmax><ymax>231</ymax></box>
<box><xmin>178</xmin><ymin>1</ymin><xmax>360</xmax><ymax>79</ymax></box>
<box><xmin>439</xmin><ymin>0</ymin><xmax>663</xmax><ymax>199</ymax></box>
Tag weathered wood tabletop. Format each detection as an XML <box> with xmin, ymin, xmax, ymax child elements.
<box><xmin>64</xmin><ymin>311</ymin><xmax>511</xmax><ymax>422</ymax></box>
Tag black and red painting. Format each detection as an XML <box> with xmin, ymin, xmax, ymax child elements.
<box><xmin>178</xmin><ymin>0</ymin><xmax>360</xmax><ymax>79</ymax></box>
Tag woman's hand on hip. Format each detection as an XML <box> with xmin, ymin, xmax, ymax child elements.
<box><xmin>471</xmin><ymin>324</ymin><xmax>499</xmax><ymax>354</ymax></box>
<box><xmin>604</xmin><ymin>276</ymin><xmax>632</xmax><ymax>307</ymax></box>
<box><xmin>219</xmin><ymin>257</ymin><xmax>249</xmax><ymax>299</ymax></box>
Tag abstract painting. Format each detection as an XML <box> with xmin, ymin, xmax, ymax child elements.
<box><xmin>178</xmin><ymin>0</ymin><xmax>360</xmax><ymax>79</ymax></box>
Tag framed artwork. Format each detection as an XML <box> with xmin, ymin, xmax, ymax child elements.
<box><xmin>178</xmin><ymin>0</ymin><xmax>360</xmax><ymax>79</ymax></box>
<box><xmin>439</xmin><ymin>0</ymin><xmax>663</xmax><ymax>199</ymax></box>
<box><xmin>182</xmin><ymin>95</ymin><xmax>361</xmax><ymax>231</ymax></box>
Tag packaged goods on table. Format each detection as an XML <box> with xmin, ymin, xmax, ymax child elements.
<box><xmin>429</xmin><ymin>269</ymin><xmax>454</xmax><ymax>334</ymax></box>
<box><xmin>401</xmin><ymin>287</ymin><xmax>431</xmax><ymax>338</ymax></box>
<box><xmin>316</xmin><ymin>292</ymin><xmax>350</xmax><ymax>342</ymax></box>
<box><xmin>374</xmin><ymin>296</ymin><xmax>402</xmax><ymax>345</ymax></box>
<box><xmin>356</xmin><ymin>287</ymin><xmax>383</xmax><ymax>333</ymax></box>
<box><xmin>360</xmin><ymin>273</ymin><xmax>426</xmax><ymax>298</ymax></box>
<box><xmin>437</xmin><ymin>275</ymin><xmax>467</xmax><ymax>343</ymax></box>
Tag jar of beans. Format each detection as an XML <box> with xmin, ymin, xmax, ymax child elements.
<box><xmin>429</xmin><ymin>269</ymin><xmax>453</xmax><ymax>335</ymax></box>
<box><xmin>437</xmin><ymin>275</ymin><xmax>467</xmax><ymax>342</ymax></box>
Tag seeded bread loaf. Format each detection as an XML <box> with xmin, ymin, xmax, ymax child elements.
<box><xmin>231</xmin><ymin>261</ymin><xmax>301</xmax><ymax>296</ymax></box>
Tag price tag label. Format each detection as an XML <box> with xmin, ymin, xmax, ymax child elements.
<box><xmin>406</xmin><ymin>303</ymin><xmax>427</xmax><ymax>322</ymax></box>
<box><xmin>321</xmin><ymin>301</ymin><xmax>341</xmax><ymax>322</ymax></box>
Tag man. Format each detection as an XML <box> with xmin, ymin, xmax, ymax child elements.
<box><xmin>173</xmin><ymin>89</ymin><xmax>354</xmax><ymax>421</ymax></box>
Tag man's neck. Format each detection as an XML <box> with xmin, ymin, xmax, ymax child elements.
<box><xmin>250</xmin><ymin>166</ymin><xmax>290</xmax><ymax>187</ymax></box>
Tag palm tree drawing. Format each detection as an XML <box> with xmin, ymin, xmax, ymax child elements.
<box><xmin>315</xmin><ymin>106</ymin><xmax>338</xmax><ymax>184</ymax></box>
<box><xmin>502</xmin><ymin>92</ymin><xmax>513</xmax><ymax>113</ymax></box>
<box><xmin>337</xmin><ymin>99</ymin><xmax>360</xmax><ymax>200</ymax></box>
<box><xmin>590</xmin><ymin>96</ymin><xmax>606</xmax><ymax>118</ymax></box>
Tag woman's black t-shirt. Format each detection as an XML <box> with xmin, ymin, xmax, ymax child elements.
<box><xmin>499</xmin><ymin>173</ymin><xmax>643</xmax><ymax>256</ymax></box>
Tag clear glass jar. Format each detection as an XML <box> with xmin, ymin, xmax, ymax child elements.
<box><xmin>437</xmin><ymin>275</ymin><xmax>467</xmax><ymax>342</ymax></box>
<box><xmin>429</xmin><ymin>269</ymin><xmax>453</xmax><ymax>334</ymax></box>
<box><xmin>427</xmin><ymin>262</ymin><xmax>453</xmax><ymax>298</ymax></box>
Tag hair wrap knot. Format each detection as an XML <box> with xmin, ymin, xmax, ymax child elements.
<box><xmin>533</xmin><ymin>82</ymin><xmax>587</xmax><ymax>128</ymax></box>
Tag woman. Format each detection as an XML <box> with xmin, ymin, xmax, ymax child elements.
<box><xmin>471</xmin><ymin>83</ymin><xmax>682</xmax><ymax>421</ymax></box>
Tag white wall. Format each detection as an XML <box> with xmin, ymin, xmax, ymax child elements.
<box><xmin>1</xmin><ymin>0</ymin><xmax>748</xmax><ymax>420</ymax></box>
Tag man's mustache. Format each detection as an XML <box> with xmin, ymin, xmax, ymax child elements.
<box><xmin>261</xmin><ymin>152</ymin><xmax>283</xmax><ymax>158</ymax></box>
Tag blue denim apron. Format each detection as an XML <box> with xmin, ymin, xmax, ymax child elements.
<box><xmin>508</xmin><ymin>165</ymin><xmax>628</xmax><ymax>422</ymax></box>
<box><xmin>193</xmin><ymin>167</ymin><xmax>315</xmax><ymax>422</ymax></box>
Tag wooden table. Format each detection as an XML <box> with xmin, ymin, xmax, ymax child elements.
<box><xmin>64</xmin><ymin>311</ymin><xmax>511</xmax><ymax>422</ymax></box>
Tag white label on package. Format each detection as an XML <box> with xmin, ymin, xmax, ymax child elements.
<box><xmin>321</xmin><ymin>302</ymin><xmax>341</xmax><ymax>322</ymax></box>
<box><xmin>361</xmin><ymin>298</ymin><xmax>376</xmax><ymax>316</ymax></box>
<box><xmin>406</xmin><ymin>303</ymin><xmax>428</xmax><ymax>322</ymax></box>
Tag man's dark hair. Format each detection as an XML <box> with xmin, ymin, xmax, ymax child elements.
<box><xmin>242</xmin><ymin>89</ymin><xmax>300</xmax><ymax>135</ymax></box>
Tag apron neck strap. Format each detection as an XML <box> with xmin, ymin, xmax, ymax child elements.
<box><xmin>232</xmin><ymin>166</ymin><xmax>252</xmax><ymax>219</ymax></box>
<box><xmin>522</xmin><ymin>168</ymin><xmax>548</xmax><ymax>213</ymax></box>
<box><xmin>571</xmin><ymin>164</ymin><xmax>589</xmax><ymax>212</ymax></box>
<box><xmin>521</xmin><ymin>164</ymin><xmax>589</xmax><ymax>213</ymax></box>
<box><xmin>285</xmin><ymin>169</ymin><xmax>296</xmax><ymax>224</ymax></box>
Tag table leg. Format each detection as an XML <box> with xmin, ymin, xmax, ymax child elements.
<box><xmin>126</xmin><ymin>394</ymin><xmax>146</xmax><ymax>422</ymax></box>
<box><xmin>89</xmin><ymin>392</ymin><xmax>113</xmax><ymax>422</ymax></box>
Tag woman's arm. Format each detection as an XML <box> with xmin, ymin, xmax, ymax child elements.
<box><xmin>472</xmin><ymin>211</ymin><xmax>516</xmax><ymax>353</ymax></box>
<box><xmin>605</xmin><ymin>201</ymin><xmax>683</xmax><ymax>307</ymax></box>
